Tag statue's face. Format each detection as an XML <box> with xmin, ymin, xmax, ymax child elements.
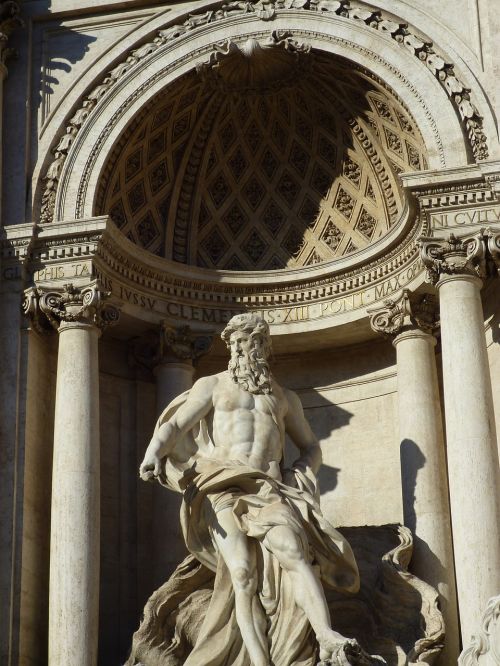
<box><xmin>228</xmin><ymin>330</ymin><xmax>267</xmax><ymax>361</ymax></box>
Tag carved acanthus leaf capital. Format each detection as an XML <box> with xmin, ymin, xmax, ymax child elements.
<box><xmin>485</xmin><ymin>228</ymin><xmax>500</xmax><ymax>274</ymax></box>
<box><xmin>25</xmin><ymin>282</ymin><xmax>120</xmax><ymax>332</ymax></box>
<box><xmin>368</xmin><ymin>289</ymin><xmax>439</xmax><ymax>338</ymax></box>
<box><xmin>0</xmin><ymin>2</ymin><xmax>23</xmax><ymax>64</ymax></box>
<box><xmin>419</xmin><ymin>232</ymin><xmax>487</xmax><ymax>285</ymax></box>
<box><xmin>130</xmin><ymin>324</ymin><xmax>213</xmax><ymax>370</ymax></box>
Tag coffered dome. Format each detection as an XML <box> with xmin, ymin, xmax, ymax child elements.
<box><xmin>96</xmin><ymin>44</ymin><xmax>428</xmax><ymax>270</ymax></box>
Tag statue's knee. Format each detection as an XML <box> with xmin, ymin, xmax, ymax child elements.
<box><xmin>232</xmin><ymin>565</ymin><xmax>254</xmax><ymax>592</ymax></box>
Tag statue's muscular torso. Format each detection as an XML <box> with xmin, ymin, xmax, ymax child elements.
<box><xmin>209</xmin><ymin>372</ymin><xmax>288</xmax><ymax>478</ymax></box>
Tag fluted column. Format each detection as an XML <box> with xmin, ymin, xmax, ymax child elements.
<box><xmin>369</xmin><ymin>290</ymin><xmax>459</xmax><ymax>661</ymax></box>
<box><xmin>421</xmin><ymin>231</ymin><xmax>500</xmax><ymax>646</ymax></box>
<box><xmin>36</xmin><ymin>283</ymin><xmax>119</xmax><ymax>666</ymax></box>
<box><xmin>132</xmin><ymin>324</ymin><xmax>211</xmax><ymax>588</ymax></box>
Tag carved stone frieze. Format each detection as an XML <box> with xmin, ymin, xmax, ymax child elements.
<box><xmin>368</xmin><ymin>288</ymin><xmax>438</xmax><ymax>338</ymax></box>
<box><xmin>419</xmin><ymin>231</ymin><xmax>488</xmax><ymax>285</ymax></box>
<box><xmin>39</xmin><ymin>0</ymin><xmax>488</xmax><ymax>223</ymax></box>
<box><xmin>24</xmin><ymin>281</ymin><xmax>120</xmax><ymax>332</ymax></box>
<box><xmin>459</xmin><ymin>595</ymin><xmax>500</xmax><ymax>666</ymax></box>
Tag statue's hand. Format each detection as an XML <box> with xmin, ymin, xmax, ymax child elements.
<box><xmin>139</xmin><ymin>453</ymin><xmax>163</xmax><ymax>482</ymax></box>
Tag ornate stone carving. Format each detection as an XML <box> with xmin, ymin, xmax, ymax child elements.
<box><xmin>419</xmin><ymin>232</ymin><xmax>487</xmax><ymax>284</ymax></box>
<box><xmin>127</xmin><ymin>524</ymin><xmax>443</xmax><ymax>665</ymax></box>
<box><xmin>196</xmin><ymin>31</ymin><xmax>312</xmax><ymax>93</ymax></box>
<box><xmin>459</xmin><ymin>595</ymin><xmax>500</xmax><ymax>665</ymax></box>
<box><xmin>25</xmin><ymin>282</ymin><xmax>120</xmax><ymax>331</ymax></box>
<box><xmin>368</xmin><ymin>289</ymin><xmax>438</xmax><ymax>338</ymax></box>
<box><xmin>0</xmin><ymin>1</ymin><xmax>23</xmax><ymax>66</ymax></box>
<box><xmin>130</xmin><ymin>324</ymin><xmax>212</xmax><ymax>370</ymax></box>
<box><xmin>40</xmin><ymin>0</ymin><xmax>488</xmax><ymax>223</ymax></box>
<box><xmin>485</xmin><ymin>228</ymin><xmax>500</xmax><ymax>275</ymax></box>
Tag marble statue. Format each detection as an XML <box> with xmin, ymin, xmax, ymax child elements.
<box><xmin>139</xmin><ymin>313</ymin><xmax>364</xmax><ymax>665</ymax></box>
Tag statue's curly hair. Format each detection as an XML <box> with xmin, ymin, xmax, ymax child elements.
<box><xmin>221</xmin><ymin>313</ymin><xmax>271</xmax><ymax>355</ymax></box>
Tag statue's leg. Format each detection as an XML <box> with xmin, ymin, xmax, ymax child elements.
<box><xmin>264</xmin><ymin>525</ymin><xmax>354</xmax><ymax>659</ymax></box>
<box><xmin>212</xmin><ymin>506</ymin><xmax>269</xmax><ymax>666</ymax></box>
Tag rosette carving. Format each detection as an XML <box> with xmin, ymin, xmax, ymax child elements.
<box><xmin>419</xmin><ymin>232</ymin><xmax>487</xmax><ymax>284</ymax></box>
<box><xmin>26</xmin><ymin>282</ymin><xmax>120</xmax><ymax>331</ymax></box>
<box><xmin>368</xmin><ymin>289</ymin><xmax>438</xmax><ymax>338</ymax></box>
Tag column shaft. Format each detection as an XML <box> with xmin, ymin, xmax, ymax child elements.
<box><xmin>438</xmin><ymin>275</ymin><xmax>500</xmax><ymax>644</ymax></box>
<box><xmin>48</xmin><ymin>323</ymin><xmax>100</xmax><ymax>666</ymax></box>
<box><xmin>394</xmin><ymin>329</ymin><xmax>459</xmax><ymax>661</ymax></box>
<box><xmin>151</xmin><ymin>361</ymin><xmax>194</xmax><ymax>588</ymax></box>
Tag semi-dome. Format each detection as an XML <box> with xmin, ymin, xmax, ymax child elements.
<box><xmin>96</xmin><ymin>41</ymin><xmax>428</xmax><ymax>270</ymax></box>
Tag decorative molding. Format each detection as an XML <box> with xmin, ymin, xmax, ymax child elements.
<box><xmin>368</xmin><ymin>288</ymin><xmax>438</xmax><ymax>338</ymax></box>
<box><xmin>25</xmin><ymin>281</ymin><xmax>120</xmax><ymax>332</ymax></box>
<box><xmin>39</xmin><ymin>0</ymin><xmax>488</xmax><ymax>223</ymax></box>
<box><xmin>419</xmin><ymin>231</ymin><xmax>488</xmax><ymax>284</ymax></box>
<box><xmin>459</xmin><ymin>595</ymin><xmax>500</xmax><ymax>666</ymax></box>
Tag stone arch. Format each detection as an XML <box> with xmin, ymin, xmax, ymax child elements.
<box><xmin>44</xmin><ymin>5</ymin><xmax>481</xmax><ymax>231</ymax></box>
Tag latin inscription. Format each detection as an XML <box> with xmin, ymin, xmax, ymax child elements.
<box><xmin>95</xmin><ymin>262</ymin><xmax>420</xmax><ymax>326</ymax></box>
<box><xmin>430</xmin><ymin>205</ymin><xmax>500</xmax><ymax>231</ymax></box>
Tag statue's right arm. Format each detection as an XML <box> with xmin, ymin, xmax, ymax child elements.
<box><xmin>139</xmin><ymin>375</ymin><xmax>218</xmax><ymax>480</ymax></box>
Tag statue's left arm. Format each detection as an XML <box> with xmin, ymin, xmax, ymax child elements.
<box><xmin>283</xmin><ymin>389</ymin><xmax>322</xmax><ymax>476</ymax></box>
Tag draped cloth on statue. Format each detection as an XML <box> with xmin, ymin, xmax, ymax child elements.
<box><xmin>153</xmin><ymin>391</ymin><xmax>359</xmax><ymax>665</ymax></box>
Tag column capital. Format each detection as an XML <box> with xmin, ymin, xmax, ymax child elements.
<box><xmin>368</xmin><ymin>289</ymin><xmax>439</xmax><ymax>340</ymax></box>
<box><xmin>419</xmin><ymin>231</ymin><xmax>487</xmax><ymax>286</ymax></box>
<box><xmin>486</xmin><ymin>228</ymin><xmax>500</xmax><ymax>274</ymax></box>
<box><xmin>23</xmin><ymin>282</ymin><xmax>120</xmax><ymax>333</ymax></box>
<box><xmin>0</xmin><ymin>1</ymin><xmax>23</xmax><ymax>72</ymax></box>
<box><xmin>130</xmin><ymin>323</ymin><xmax>212</xmax><ymax>370</ymax></box>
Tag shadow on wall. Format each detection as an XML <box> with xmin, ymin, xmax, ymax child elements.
<box><xmin>285</xmin><ymin>388</ymin><xmax>354</xmax><ymax>496</ymax></box>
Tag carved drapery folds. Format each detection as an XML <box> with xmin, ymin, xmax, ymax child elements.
<box><xmin>459</xmin><ymin>595</ymin><xmax>500</xmax><ymax>666</ymax></box>
<box><xmin>130</xmin><ymin>323</ymin><xmax>212</xmax><ymax>370</ymax></box>
<box><xmin>23</xmin><ymin>282</ymin><xmax>120</xmax><ymax>332</ymax></box>
<box><xmin>368</xmin><ymin>289</ymin><xmax>439</xmax><ymax>338</ymax></box>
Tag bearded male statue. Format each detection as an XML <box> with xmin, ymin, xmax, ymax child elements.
<box><xmin>138</xmin><ymin>313</ymin><xmax>365</xmax><ymax>666</ymax></box>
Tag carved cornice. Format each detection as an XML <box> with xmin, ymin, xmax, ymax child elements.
<box><xmin>39</xmin><ymin>0</ymin><xmax>488</xmax><ymax>223</ymax></box>
<box><xmin>368</xmin><ymin>288</ymin><xmax>438</xmax><ymax>338</ymax></box>
<box><xmin>419</xmin><ymin>231</ymin><xmax>488</xmax><ymax>285</ymax></box>
<box><xmin>24</xmin><ymin>281</ymin><xmax>120</xmax><ymax>332</ymax></box>
<box><xmin>459</xmin><ymin>595</ymin><xmax>500</xmax><ymax>665</ymax></box>
<box><xmin>130</xmin><ymin>324</ymin><xmax>212</xmax><ymax>369</ymax></box>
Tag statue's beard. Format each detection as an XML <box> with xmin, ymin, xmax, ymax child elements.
<box><xmin>228</xmin><ymin>349</ymin><xmax>272</xmax><ymax>394</ymax></box>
